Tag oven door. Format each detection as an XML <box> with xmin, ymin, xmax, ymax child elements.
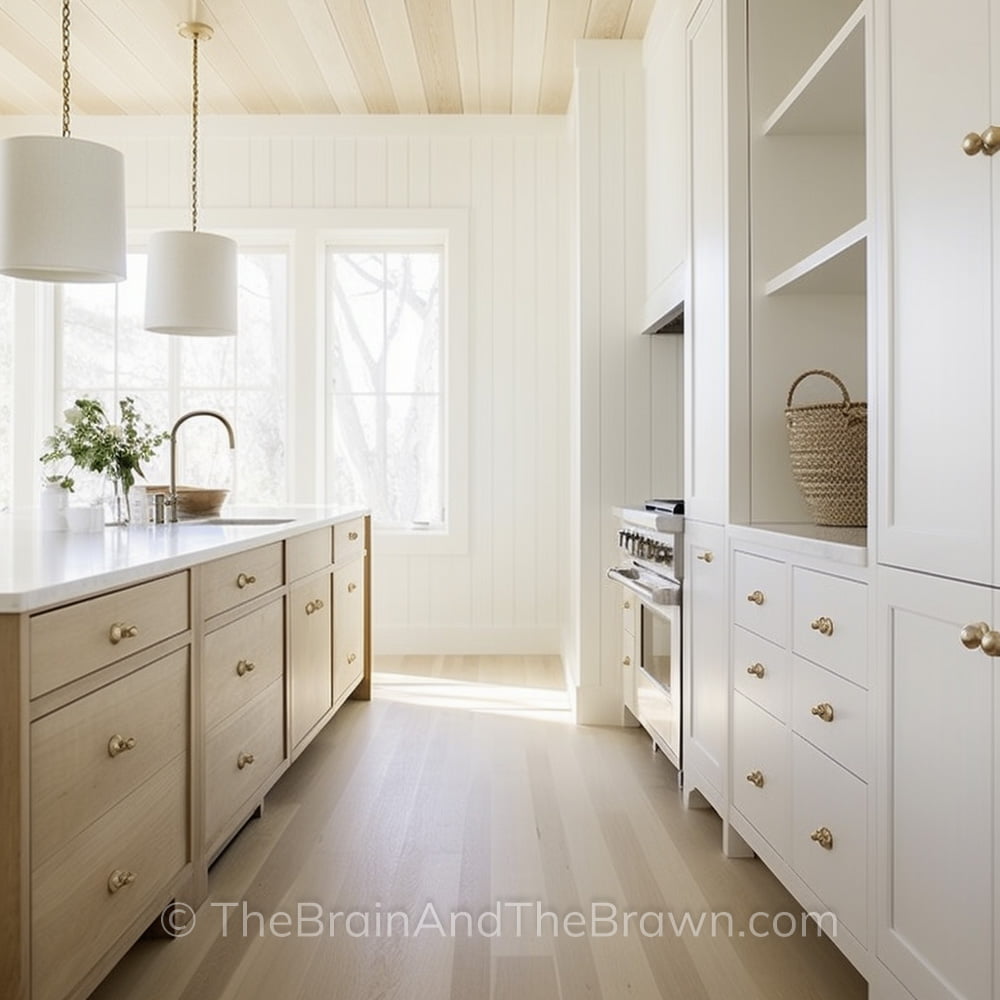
<box><xmin>636</xmin><ymin>599</ymin><xmax>682</xmax><ymax>769</ymax></box>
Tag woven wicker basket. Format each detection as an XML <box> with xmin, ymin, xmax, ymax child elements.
<box><xmin>785</xmin><ymin>370</ymin><xmax>867</xmax><ymax>527</ymax></box>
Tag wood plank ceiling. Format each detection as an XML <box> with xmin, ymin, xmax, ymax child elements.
<box><xmin>0</xmin><ymin>0</ymin><xmax>657</xmax><ymax>116</ymax></box>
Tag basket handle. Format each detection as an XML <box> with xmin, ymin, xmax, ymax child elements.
<box><xmin>786</xmin><ymin>369</ymin><xmax>853</xmax><ymax>409</ymax></box>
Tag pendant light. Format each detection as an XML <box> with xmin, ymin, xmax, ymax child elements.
<box><xmin>144</xmin><ymin>19</ymin><xmax>237</xmax><ymax>337</ymax></box>
<box><xmin>0</xmin><ymin>0</ymin><xmax>126</xmax><ymax>282</ymax></box>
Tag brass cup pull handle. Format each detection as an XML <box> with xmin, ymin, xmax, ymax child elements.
<box><xmin>236</xmin><ymin>659</ymin><xmax>256</xmax><ymax>677</ymax></box>
<box><xmin>347</xmin><ymin>652</ymin><xmax>357</xmax><ymax>664</ymax></box>
<box><xmin>747</xmin><ymin>590</ymin><xmax>765</xmax><ymax>606</ymax></box>
<box><xmin>811</xmin><ymin>702</ymin><xmax>835</xmax><ymax>722</ymax></box>
<box><xmin>107</xmin><ymin>734</ymin><xmax>137</xmax><ymax>757</ymax></box>
<box><xmin>109</xmin><ymin>622</ymin><xmax>139</xmax><ymax>645</ymax></box>
<box><xmin>696</xmin><ymin>551</ymin><xmax>714</xmax><ymax>563</ymax></box>
<box><xmin>107</xmin><ymin>869</ymin><xmax>137</xmax><ymax>894</ymax></box>
<box><xmin>348</xmin><ymin>530</ymin><xmax>359</xmax><ymax>541</ymax></box>
<box><xmin>236</xmin><ymin>572</ymin><xmax>257</xmax><ymax>589</ymax></box>
<box><xmin>810</xmin><ymin>616</ymin><xmax>835</xmax><ymax>636</ymax></box>
<box><xmin>746</xmin><ymin>662</ymin><xmax>765</xmax><ymax>679</ymax></box>
<box><xmin>746</xmin><ymin>770</ymin><xmax>765</xmax><ymax>788</ymax></box>
<box><xmin>347</xmin><ymin>582</ymin><xmax>358</xmax><ymax>593</ymax></box>
<box><xmin>622</xmin><ymin>655</ymin><xmax>631</xmax><ymax>667</ymax></box>
<box><xmin>237</xmin><ymin>751</ymin><xmax>256</xmax><ymax>770</ymax></box>
<box><xmin>810</xmin><ymin>827</ymin><xmax>834</xmax><ymax>850</ymax></box>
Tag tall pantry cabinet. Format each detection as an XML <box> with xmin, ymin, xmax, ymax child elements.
<box><xmin>874</xmin><ymin>0</ymin><xmax>1000</xmax><ymax>998</ymax></box>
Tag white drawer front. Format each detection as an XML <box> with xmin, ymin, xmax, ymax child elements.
<box><xmin>733</xmin><ymin>551</ymin><xmax>787</xmax><ymax>645</ymax></box>
<box><xmin>792</xmin><ymin>567</ymin><xmax>868</xmax><ymax>687</ymax></box>
<box><xmin>621</xmin><ymin>590</ymin><xmax>638</xmax><ymax>637</ymax></box>
<box><xmin>791</xmin><ymin>656</ymin><xmax>867</xmax><ymax>781</ymax></box>
<box><xmin>732</xmin><ymin>692</ymin><xmax>789</xmax><ymax>857</ymax></box>
<box><xmin>733</xmin><ymin>625</ymin><xmax>789</xmax><ymax>722</ymax></box>
<box><xmin>791</xmin><ymin>736</ymin><xmax>868</xmax><ymax>943</ymax></box>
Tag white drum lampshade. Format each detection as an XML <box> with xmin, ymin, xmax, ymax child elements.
<box><xmin>0</xmin><ymin>135</ymin><xmax>126</xmax><ymax>283</ymax></box>
<box><xmin>144</xmin><ymin>229</ymin><xmax>238</xmax><ymax>337</ymax></box>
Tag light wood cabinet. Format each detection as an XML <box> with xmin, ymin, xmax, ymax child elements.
<box><xmin>331</xmin><ymin>559</ymin><xmax>365</xmax><ymax>707</ymax></box>
<box><xmin>289</xmin><ymin>570</ymin><xmax>333</xmax><ymax>752</ymax></box>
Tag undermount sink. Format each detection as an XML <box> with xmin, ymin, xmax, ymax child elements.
<box><xmin>177</xmin><ymin>516</ymin><xmax>295</xmax><ymax>526</ymax></box>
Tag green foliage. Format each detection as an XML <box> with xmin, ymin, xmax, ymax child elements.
<box><xmin>40</xmin><ymin>397</ymin><xmax>168</xmax><ymax>495</ymax></box>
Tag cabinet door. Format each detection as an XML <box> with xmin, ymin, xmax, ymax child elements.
<box><xmin>878</xmin><ymin>0</ymin><xmax>994</xmax><ymax>584</ymax></box>
<box><xmin>685</xmin><ymin>0</ymin><xmax>731</xmax><ymax>525</ymax></box>
<box><xmin>332</xmin><ymin>560</ymin><xmax>365</xmax><ymax>706</ymax></box>
<box><xmin>682</xmin><ymin>519</ymin><xmax>727</xmax><ymax>804</ymax></box>
<box><xmin>876</xmin><ymin>566</ymin><xmax>993</xmax><ymax>1000</ymax></box>
<box><xmin>288</xmin><ymin>572</ymin><xmax>332</xmax><ymax>751</ymax></box>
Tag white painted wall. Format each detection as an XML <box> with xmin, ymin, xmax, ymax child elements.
<box><xmin>1</xmin><ymin>114</ymin><xmax>572</xmax><ymax>656</ymax></box>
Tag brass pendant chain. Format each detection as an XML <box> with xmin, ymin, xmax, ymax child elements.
<box><xmin>191</xmin><ymin>33</ymin><xmax>199</xmax><ymax>232</ymax></box>
<box><xmin>61</xmin><ymin>0</ymin><xmax>71</xmax><ymax>137</ymax></box>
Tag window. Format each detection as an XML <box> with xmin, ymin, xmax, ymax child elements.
<box><xmin>327</xmin><ymin>247</ymin><xmax>444</xmax><ymax>528</ymax></box>
<box><xmin>0</xmin><ymin>278</ymin><xmax>12</xmax><ymax>510</ymax></box>
<box><xmin>57</xmin><ymin>248</ymin><xmax>288</xmax><ymax>503</ymax></box>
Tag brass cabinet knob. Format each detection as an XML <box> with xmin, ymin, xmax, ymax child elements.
<box><xmin>961</xmin><ymin>621</ymin><xmax>990</xmax><ymax>649</ymax></box>
<box><xmin>107</xmin><ymin>869</ymin><xmax>137</xmax><ymax>894</ymax></box>
<box><xmin>107</xmin><ymin>734</ymin><xmax>137</xmax><ymax>757</ymax></box>
<box><xmin>810</xmin><ymin>616</ymin><xmax>835</xmax><ymax>636</ymax></box>
<box><xmin>237</xmin><ymin>751</ymin><xmax>256</xmax><ymax>770</ymax></box>
<box><xmin>810</xmin><ymin>827</ymin><xmax>834</xmax><ymax>850</ymax></box>
<box><xmin>347</xmin><ymin>652</ymin><xmax>357</xmax><ymax>664</ymax></box>
<box><xmin>108</xmin><ymin>622</ymin><xmax>139</xmax><ymax>645</ymax></box>
<box><xmin>697</xmin><ymin>551</ymin><xmax>714</xmax><ymax>563</ymax></box>
<box><xmin>348</xmin><ymin>582</ymin><xmax>357</xmax><ymax>593</ymax></box>
<box><xmin>746</xmin><ymin>662</ymin><xmax>765</xmax><ymax>679</ymax></box>
<box><xmin>623</xmin><ymin>600</ymin><xmax>631</xmax><ymax>611</ymax></box>
<box><xmin>348</xmin><ymin>530</ymin><xmax>359</xmax><ymax>541</ymax></box>
<box><xmin>746</xmin><ymin>770</ymin><xmax>765</xmax><ymax>788</ymax></box>
<box><xmin>747</xmin><ymin>590</ymin><xmax>765</xmax><ymax>606</ymax></box>
<box><xmin>305</xmin><ymin>598</ymin><xmax>324</xmax><ymax>615</ymax></box>
<box><xmin>314</xmin><ymin>598</ymin><xmax>324</xmax><ymax>610</ymax></box>
<box><xmin>236</xmin><ymin>572</ymin><xmax>257</xmax><ymax>589</ymax></box>
<box><xmin>811</xmin><ymin>702</ymin><xmax>835</xmax><ymax>722</ymax></box>
<box><xmin>623</xmin><ymin>655</ymin><xmax>631</xmax><ymax>667</ymax></box>
<box><xmin>236</xmin><ymin>659</ymin><xmax>256</xmax><ymax>676</ymax></box>
<box><xmin>964</xmin><ymin>126</ymin><xmax>1000</xmax><ymax>156</ymax></box>
<box><xmin>981</xmin><ymin>630</ymin><xmax>1000</xmax><ymax>656</ymax></box>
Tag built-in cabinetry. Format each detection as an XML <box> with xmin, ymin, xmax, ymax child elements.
<box><xmin>0</xmin><ymin>513</ymin><xmax>370</xmax><ymax>1000</ymax></box>
<box><xmin>728</xmin><ymin>536</ymin><xmax>871</xmax><ymax>974</ymax></box>
<box><xmin>620</xmin><ymin>590</ymin><xmax>638</xmax><ymax>719</ymax></box>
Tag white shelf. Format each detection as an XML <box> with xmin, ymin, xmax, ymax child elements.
<box><xmin>765</xmin><ymin>222</ymin><xmax>867</xmax><ymax>295</ymax></box>
<box><xmin>763</xmin><ymin>4</ymin><xmax>866</xmax><ymax>136</ymax></box>
<box><xmin>729</xmin><ymin>523</ymin><xmax>868</xmax><ymax>566</ymax></box>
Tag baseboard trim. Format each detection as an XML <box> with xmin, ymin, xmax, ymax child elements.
<box><xmin>374</xmin><ymin>626</ymin><xmax>561</xmax><ymax>656</ymax></box>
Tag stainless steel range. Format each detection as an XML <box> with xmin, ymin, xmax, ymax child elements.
<box><xmin>607</xmin><ymin>501</ymin><xmax>684</xmax><ymax>768</ymax></box>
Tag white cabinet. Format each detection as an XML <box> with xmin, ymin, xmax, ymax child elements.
<box><xmin>621</xmin><ymin>588</ymin><xmax>638</xmax><ymax>718</ymax></box>
<box><xmin>877</xmin><ymin>0</ymin><xmax>995</xmax><ymax>585</ymax></box>
<box><xmin>876</xmin><ymin>566</ymin><xmax>994</xmax><ymax>1000</ymax></box>
<box><xmin>684</xmin><ymin>0</ymin><xmax>747</xmax><ymax>526</ymax></box>
<box><xmin>682</xmin><ymin>519</ymin><xmax>728</xmax><ymax>809</ymax></box>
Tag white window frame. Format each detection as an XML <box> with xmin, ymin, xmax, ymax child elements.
<box><xmin>321</xmin><ymin>209</ymin><xmax>469</xmax><ymax>556</ymax></box>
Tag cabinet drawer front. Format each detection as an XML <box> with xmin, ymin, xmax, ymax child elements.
<box><xmin>733</xmin><ymin>626</ymin><xmax>789</xmax><ymax>722</ymax></box>
<box><xmin>332</xmin><ymin>562</ymin><xmax>365</xmax><ymax>705</ymax></box>
<box><xmin>792</xmin><ymin>567</ymin><xmax>868</xmax><ymax>687</ymax></box>
<box><xmin>32</xmin><ymin>755</ymin><xmax>188</xmax><ymax>1000</ymax></box>
<box><xmin>791</xmin><ymin>736</ymin><xmax>867</xmax><ymax>943</ymax></box>
<box><xmin>732</xmin><ymin>551</ymin><xmax>787</xmax><ymax>644</ymax></box>
<box><xmin>622</xmin><ymin>623</ymin><xmax>637</xmax><ymax>715</ymax></box>
<box><xmin>732</xmin><ymin>692</ymin><xmax>789</xmax><ymax>857</ymax></box>
<box><xmin>31</xmin><ymin>647</ymin><xmax>189</xmax><ymax>869</ymax></box>
<box><xmin>791</xmin><ymin>656</ymin><xmax>867</xmax><ymax>780</ymax></box>
<box><xmin>285</xmin><ymin>527</ymin><xmax>332</xmax><ymax>582</ymax></box>
<box><xmin>205</xmin><ymin>678</ymin><xmax>284</xmax><ymax>848</ymax></box>
<box><xmin>621</xmin><ymin>590</ymin><xmax>638</xmax><ymax>637</ymax></box>
<box><xmin>30</xmin><ymin>572</ymin><xmax>189</xmax><ymax>698</ymax></box>
<box><xmin>333</xmin><ymin>517</ymin><xmax>365</xmax><ymax>563</ymax></box>
<box><xmin>200</xmin><ymin>542</ymin><xmax>284</xmax><ymax>620</ymax></box>
<box><xmin>204</xmin><ymin>598</ymin><xmax>284</xmax><ymax>731</ymax></box>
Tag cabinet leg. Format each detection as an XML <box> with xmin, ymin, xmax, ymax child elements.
<box><xmin>722</xmin><ymin>821</ymin><xmax>755</xmax><ymax>859</ymax></box>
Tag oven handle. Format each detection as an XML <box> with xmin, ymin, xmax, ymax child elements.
<box><xmin>607</xmin><ymin>567</ymin><xmax>681</xmax><ymax>606</ymax></box>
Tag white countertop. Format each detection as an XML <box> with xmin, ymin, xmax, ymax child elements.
<box><xmin>727</xmin><ymin>522</ymin><xmax>868</xmax><ymax>567</ymax></box>
<box><xmin>0</xmin><ymin>506</ymin><xmax>368</xmax><ymax>612</ymax></box>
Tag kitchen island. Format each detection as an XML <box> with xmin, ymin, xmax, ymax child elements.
<box><xmin>0</xmin><ymin>507</ymin><xmax>371</xmax><ymax>1000</ymax></box>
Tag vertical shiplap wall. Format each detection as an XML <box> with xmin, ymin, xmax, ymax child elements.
<box><xmin>6</xmin><ymin>115</ymin><xmax>571</xmax><ymax>654</ymax></box>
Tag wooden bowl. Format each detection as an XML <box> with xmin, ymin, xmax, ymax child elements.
<box><xmin>145</xmin><ymin>485</ymin><xmax>230</xmax><ymax>518</ymax></box>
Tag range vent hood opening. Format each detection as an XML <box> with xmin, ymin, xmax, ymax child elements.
<box><xmin>641</xmin><ymin>301</ymin><xmax>684</xmax><ymax>335</ymax></box>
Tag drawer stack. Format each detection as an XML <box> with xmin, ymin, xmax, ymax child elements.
<box><xmin>730</xmin><ymin>546</ymin><xmax>869</xmax><ymax>950</ymax></box>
